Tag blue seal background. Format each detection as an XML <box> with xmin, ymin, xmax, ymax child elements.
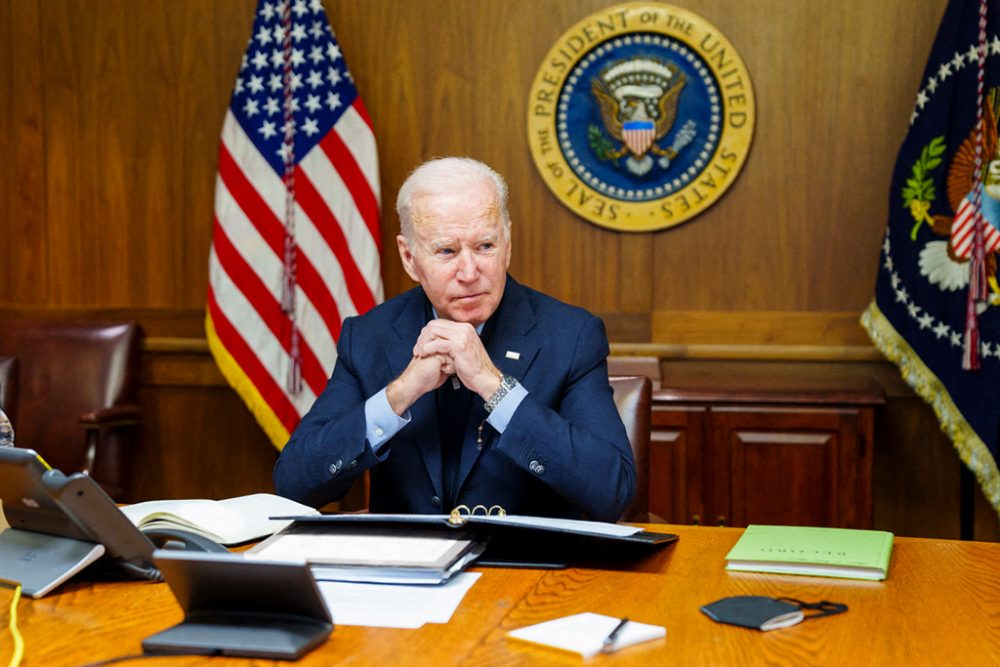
<box><xmin>557</xmin><ymin>33</ymin><xmax>721</xmax><ymax>202</ymax></box>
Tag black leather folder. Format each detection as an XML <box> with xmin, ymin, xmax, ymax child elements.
<box><xmin>270</xmin><ymin>512</ymin><xmax>678</xmax><ymax>569</ymax></box>
<box><xmin>143</xmin><ymin>551</ymin><xmax>333</xmax><ymax>660</ymax></box>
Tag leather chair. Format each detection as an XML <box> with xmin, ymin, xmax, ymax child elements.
<box><xmin>609</xmin><ymin>374</ymin><xmax>656</xmax><ymax>522</ymax></box>
<box><xmin>0</xmin><ymin>321</ymin><xmax>141</xmax><ymax>500</ymax></box>
<box><xmin>0</xmin><ymin>356</ymin><xmax>17</xmax><ymax>426</ymax></box>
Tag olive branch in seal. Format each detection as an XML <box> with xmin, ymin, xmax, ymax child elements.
<box><xmin>902</xmin><ymin>136</ymin><xmax>946</xmax><ymax>240</ymax></box>
<box><xmin>588</xmin><ymin>124</ymin><xmax>618</xmax><ymax>163</ymax></box>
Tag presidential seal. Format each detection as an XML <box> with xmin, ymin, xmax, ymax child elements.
<box><xmin>527</xmin><ymin>3</ymin><xmax>755</xmax><ymax>232</ymax></box>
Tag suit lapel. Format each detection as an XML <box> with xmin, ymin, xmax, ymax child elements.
<box><xmin>454</xmin><ymin>278</ymin><xmax>540</xmax><ymax>494</ymax></box>
<box><xmin>389</xmin><ymin>291</ymin><xmax>444</xmax><ymax>501</ymax></box>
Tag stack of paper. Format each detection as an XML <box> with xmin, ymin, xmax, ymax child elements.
<box><xmin>316</xmin><ymin>573</ymin><xmax>482</xmax><ymax>628</ymax></box>
<box><xmin>248</xmin><ymin>523</ymin><xmax>485</xmax><ymax>585</ymax></box>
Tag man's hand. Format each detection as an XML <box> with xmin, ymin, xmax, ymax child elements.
<box><xmin>386</xmin><ymin>353</ymin><xmax>451</xmax><ymax>416</ymax></box>
<box><xmin>412</xmin><ymin>320</ymin><xmax>502</xmax><ymax>400</ymax></box>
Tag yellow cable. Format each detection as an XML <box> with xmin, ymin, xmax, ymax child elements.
<box><xmin>4</xmin><ymin>582</ymin><xmax>23</xmax><ymax>667</ymax></box>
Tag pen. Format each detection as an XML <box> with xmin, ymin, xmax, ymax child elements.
<box><xmin>601</xmin><ymin>617</ymin><xmax>629</xmax><ymax>653</ymax></box>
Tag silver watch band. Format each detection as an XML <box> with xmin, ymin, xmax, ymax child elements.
<box><xmin>484</xmin><ymin>373</ymin><xmax>517</xmax><ymax>413</ymax></box>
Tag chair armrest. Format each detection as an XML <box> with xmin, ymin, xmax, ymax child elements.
<box><xmin>79</xmin><ymin>404</ymin><xmax>140</xmax><ymax>429</ymax></box>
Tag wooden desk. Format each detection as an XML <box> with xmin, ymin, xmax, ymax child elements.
<box><xmin>2</xmin><ymin>525</ymin><xmax>997</xmax><ymax>666</ymax></box>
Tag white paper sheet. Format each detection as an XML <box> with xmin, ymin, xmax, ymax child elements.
<box><xmin>317</xmin><ymin>572</ymin><xmax>482</xmax><ymax>628</ymax></box>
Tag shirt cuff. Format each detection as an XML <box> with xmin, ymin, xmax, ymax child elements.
<box><xmin>485</xmin><ymin>382</ymin><xmax>527</xmax><ymax>433</ymax></box>
<box><xmin>365</xmin><ymin>387</ymin><xmax>410</xmax><ymax>452</ymax></box>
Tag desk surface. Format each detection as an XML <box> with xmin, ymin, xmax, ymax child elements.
<box><xmin>2</xmin><ymin>524</ymin><xmax>998</xmax><ymax>666</ymax></box>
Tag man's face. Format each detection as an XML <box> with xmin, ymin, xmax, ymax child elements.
<box><xmin>397</xmin><ymin>185</ymin><xmax>511</xmax><ymax>326</ymax></box>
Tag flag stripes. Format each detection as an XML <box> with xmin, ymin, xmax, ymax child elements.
<box><xmin>207</xmin><ymin>1</ymin><xmax>382</xmax><ymax>449</ymax></box>
<box><xmin>950</xmin><ymin>195</ymin><xmax>1000</xmax><ymax>258</ymax></box>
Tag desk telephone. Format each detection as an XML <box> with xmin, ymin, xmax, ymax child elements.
<box><xmin>0</xmin><ymin>447</ymin><xmax>226</xmax><ymax>585</ymax></box>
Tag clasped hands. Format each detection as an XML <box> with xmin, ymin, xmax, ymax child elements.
<box><xmin>386</xmin><ymin>319</ymin><xmax>502</xmax><ymax>416</ymax></box>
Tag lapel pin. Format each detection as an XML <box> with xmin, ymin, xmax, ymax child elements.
<box><xmin>505</xmin><ymin>350</ymin><xmax>521</xmax><ymax>360</ymax></box>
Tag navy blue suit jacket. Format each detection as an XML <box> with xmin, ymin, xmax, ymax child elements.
<box><xmin>273</xmin><ymin>276</ymin><xmax>636</xmax><ymax>521</ymax></box>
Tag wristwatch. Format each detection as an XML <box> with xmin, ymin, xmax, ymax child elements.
<box><xmin>484</xmin><ymin>373</ymin><xmax>518</xmax><ymax>413</ymax></box>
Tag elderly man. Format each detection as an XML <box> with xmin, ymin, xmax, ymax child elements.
<box><xmin>273</xmin><ymin>157</ymin><xmax>635</xmax><ymax>521</ymax></box>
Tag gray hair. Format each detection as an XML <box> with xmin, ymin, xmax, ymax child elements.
<box><xmin>396</xmin><ymin>157</ymin><xmax>511</xmax><ymax>244</ymax></box>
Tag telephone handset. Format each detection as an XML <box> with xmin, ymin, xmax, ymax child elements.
<box><xmin>140</xmin><ymin>527</ymin><xmax>230</xmax><ymax>554</ymax></box>
<box><xmin>41</xmin><ymin>468</ymin><xmax>228</xmax><ymax>579</ymax></box>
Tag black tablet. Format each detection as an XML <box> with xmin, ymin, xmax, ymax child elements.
<box><xmin>144</xmin><ymin>551</ymin><xmax>333</xmax><ymax>660</ymax></box>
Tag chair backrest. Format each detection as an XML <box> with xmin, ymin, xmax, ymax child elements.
<box><xmin>0</xmin><ymin>321</ymin><xmax>140</xmax><ymax>496</ymax></box>
<box><xmin>0</xmin><ymin>356</ymin><xmax>17</xmax><ymax>426</ymax></box>
<box><xmin>609</xmin><ymin>374</ymin><xmax>652</xmax><ymax>522</ymax></box>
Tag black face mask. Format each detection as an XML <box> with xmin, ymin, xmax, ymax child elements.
<box><xmin>701</xmin><ymin>596</ymin><xmax>849</xmax><ymax>631</ymax></box>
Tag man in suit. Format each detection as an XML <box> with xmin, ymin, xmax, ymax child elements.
<box><xmin>273</xmin><ymin>157</ymin><xmax>635</xmax><ymax>521</ymax></box>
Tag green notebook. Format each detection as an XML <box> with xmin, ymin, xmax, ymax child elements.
<box><xmin>725</xmin><ymin>525</ymin><xmax>894</xmax><ymax>581</ymax></box>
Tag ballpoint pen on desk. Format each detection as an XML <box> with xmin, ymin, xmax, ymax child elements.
<box><xmin>601</xmin><ymin>617</ymin><xmax>630</xmax><ymax>654</ymax></box>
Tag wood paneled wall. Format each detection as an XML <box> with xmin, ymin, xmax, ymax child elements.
<box><xmin>1</xmin><ymin>1</ymin><xmax>996</xmax><ymax>537</ymax></box>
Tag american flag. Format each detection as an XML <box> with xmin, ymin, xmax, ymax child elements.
<box><xmin>950</xmin><ymin>192</ymin><xmax>1000</xmax><ymax>258</ymax></box>
<box><xmin>207</xmin><ymin>0</ymin><xmax>382</xmax><ymax>449</ymax></box>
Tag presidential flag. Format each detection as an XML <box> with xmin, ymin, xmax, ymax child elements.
<box><xmin>862</xmin><ymin>0</ymin><xmax>999</xmax><ymax>518</ymax></box>
<box><xmin>207</xmin><ymin>0</ymin><xmax>382</xmax><ymax>449</ymax></box>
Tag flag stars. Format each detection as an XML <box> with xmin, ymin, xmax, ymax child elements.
<box><xmin>933</xmin><ymin>322</ymin><xmax>950</xmax><ymax>339</ymax></box>
<box><xmin>309</xmin><ymin>0</ymin><xmax>324</xmax><ymax>13</ymax></box>
<box><xmin>884</xmin><ymin>255</ymin><xmax>894</xmax><ymax>271</ymax></box>
<box><xmin>255</xmin><ymin>25</ymin><xmax>272</xmax><ymax>45</ymax></box>
<box><xmin>259</xmin><ymin>120</ymin><xmax>278</xmax><ymax>140</ymax></box>
<box><xmin>273</xmin><ymin>24</ymin><xmax>286</xmax><ymax>45</ymax></box>
<box><xmin>293</xmin><ymin>0</ymin><xmax>309</xmax><ymax>17</ymax></box>
<box><xmin>265</xmin><ymin>97</ymin><xmax>281</xmax><ymax>115</ymax></box>
<box><xmin>992</xmin><ymin>35</ymin><xmax>1000</xmax><ymax>55</ymax></box>
<box><xmin>247</xmin><ymin>74</ymin><xmax>265</xmax><ymax>94</ymax></box>
<box><xmin>291</xmin><ymin>24</ymin><xmax>307</xmax><ymax>43</ymax></box>
<box><xmin>926</xmin><ymin>76</ymin><xmax>938</xmax><ymax>93</ymax></box>
<box><xmin>309</xmin><ymin>45</ymin><xmax>325</xmax><ymax>65</ymax></box>
<box><xmin>277</xmin><ymin>142</ymin><xmax>294</xmax><ymax>162</ymax></box>
<box><xmin>310</xmin><ymin>20</ymin><xmax>325</xmax><ymax>40</ymax></box>
<box><xmin>240</xmin><ymin>53</ymin><xmax>249</xmax><ymax>72</ymax></box>
<box><xmin>289</xmin><ymin>71</ymin><xmax>303</xmax><ymax>91</ymax></box>
<box><xmin>234</xmin><ymin>77</ymin><xmax>246</xmax><ymax>95</ymax></box>
<box><xmin>890</xmin><ymin>273</ymin><xmax>901</xmax><ymax>289</ymax></box>
<box><xmin>242</xmin><ymin>97</ymin><xmax>261</xmax><ymax>117</ymax></box>
<box><xmin>291</xmin><ymin>48</ymin><xmax>306</xmax><ymax>68</ymax></box>
<box><xmin>305</xmin><ymin>94</ymin><xmax>322</xmax><ymax>112</ymax></box>
<box><xmin>326</xmin><ymin>91</ymin><xmax>342</xmax><ymax>110</ymax></box>
<box><xmin>327</xmin><ymin>43</ymin><xmax>342</xmax><ymax>61</ymax></box>
<box><xmin>894</xmin><ymin>286</ymin><xmax>909</xmax><ymax>303</ymax></box>
<box><xmin>270</xmin><ymin>49</ymin><xmax>284</xmax><ymax>68</ymax></box>
<box><xmin>938</xmin><ymin>61</ymin><xmax>952</xmax><ymax>80</ymax></box>
<box><xmin>966</xmin><ymin>43</ymin><xmax>982</xmax><ymax>64</ymax></box>
<box><xmin>328</xmin><ymin>67</ymin><xmax>342</xmax><ymax>86</ymax></box>
<box><xmin>907</xmin><ymin>302</ymin><xmax>921</xmax><ymax>319</ymax></box>
<box><xmin>302</xmin><ymin>118</ymin><xmax>320</xmax><ymax>136</ymax></box>
<box><xmin>916</xmin><ymin>89</ymin><xmax>930</xmax><ymax>109</ymax></box>
<box><xmin>260</xmin><ymin>1</ymin><xmax>277</xmax><ymax>21</ymax></box>
<box><xmin>951</xmin><ymin>51</ymin><xmax>965</xmax><ymax>69</ymax></box>
<box><xmin>949</xmin><ymin>331</ymin><xmax>962</xmax><ymax>347</ymax></box>
<box><xmin>251</xmin><ymin>51</ymin><xmax>269</xmax><ymax>70</ymax></box>
<box><xmin>268</xmin><ymin>73</ymin><xmax>283</xmax><ymax>92</ymax></box>
<box><xmin>917</xmin><ymin>313</ymin><xmax>934</xmax><ymax>330</ymax></box>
